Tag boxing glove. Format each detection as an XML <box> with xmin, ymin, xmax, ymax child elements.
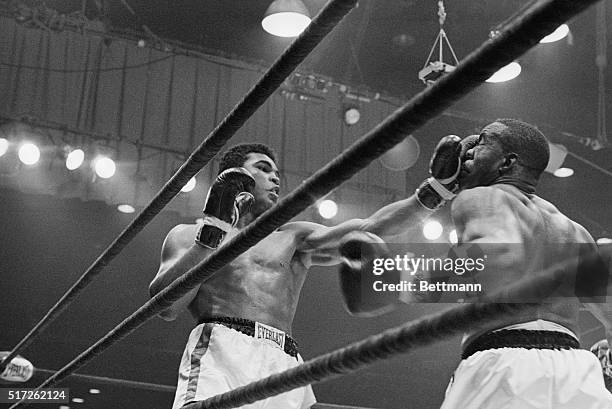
<box><xmin>195</xmin><ymin>167</ymin><xmax>255</xmax><ymax>249</ymax></box>
<box><xmin>338</xmin><ymin>231</ymin><xmax>398</xmax><ymax>316</ymax></box>
<box><xmin>416</xmin><ymin>134</ymin><xmax>479</xmax><ymax>210</ymax></box>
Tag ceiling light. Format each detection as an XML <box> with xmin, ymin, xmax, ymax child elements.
<box><xmin>423</xmin><ymin>220</ymin><xmax>443</xmax><ymax>240</ymax></box>
<box><xmin>545</xmin><ymin>142</ymin><xmax>568</xmax><ymax>174</ymax></box>
<box><xmin>93</xmin><ymin>156</ymin><xmax>116</xmax><ymax>179</ymax></box>
<box><xmin>65</xmin><ymin>148</ymin><xmax>85</xmax><ymax>170</ymax></box>
<box><xmin>486</xmin><ymin>62</ymin><xmax>521</xmax><ymax>83</ymax></box>
<box><xmin>540</xmin><ymin>24</ymin><xmax>570</xmax><ymax>43</ymax></box>
<box><xmin>380</xmin><ymin>135</ymin><xmax>420</xmax><ymax>171</ymax></box>
<box><xmin>343</xmin><ymin>107</ymin><xmax>360</xmax><ymax>126</ymax></box>
<box><xmin>553</xmin><ymin>167</ymin><xmax>574</xmax><ymax>177</ymax></box>
<box><xmin>71</xmin><ymin>397</ymin><xmax>84</xmax><ymax>403</ymax></box>
<box><xmin>181</xmin><ymin>177</ymin><xmax>196</xmax><ymax>193</ymax></box>
<box><xmin>449</xmin><ymin>229</ymin><xmax>458</xmax><ymax>245</ymax></box>
<box><xmin>596</xmin><ymin>238</ymin><xmax>612</xmax><ymax>245</ymax></box>
<box><xmin>318</xmin><ymin>199</ymin><xmax>338</xmax><ymax>219</ymax></box>
<box><xmin>117</xmin><ymin>204</ymin><xmax>135</xmax><ymax>214</ymax></box>
<box><xmin>0</xmin><ymin>138</ymin><xmax>8</xmax><ymax>157</ymax></box>
<box><xmin>262</xmin><ymin>0</ymin><xmax>311</xmax><ymax>38</ymax></box>
<box><xmin>18</xmin><ymin>142</ymin><xmax>40</xmax><ymax>165</ymax></box>
<box><xmin>88</xmin><ymin>388</ymin><xmax>101</xmax><ymax>394</ymax></box>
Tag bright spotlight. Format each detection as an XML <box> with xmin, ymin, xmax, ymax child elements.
<box><xmin>596</xmin><ymin>238</ymin><xmax>612</xmax><ymax>245</ymax></box>
<box><xmin>540</xmin><ymin>24</ymin><xmax>569</xmax><ymax>43</ymax></box>
<box><xmin>18</xmin><ymin>142</ymin><xmax>40</xmax><ymax>165</ymax></box>
<box><xmin>318</xmin><ymin>199</ymin><xmax>338</xmax><ymax>219</ymax></box>
<box><xmin>262</xmin><ymin>0</ymin><xmax>311</xmax><ymax>37</ymax></box>
<box><xmin>117</xmin><ymin>204</ymin><xmax>135</xmax><ymax>214</ymax></box>
<box><xmin>423</xmin><ymin>220</ymin><xmax>443</xmax><ymax>240</ymax></box>
<box><xmin>553</xmin><ymin>167</ymin><xmax>574</xmax><ymax>178</ymax></box>
<box><xmin>486</xmin><ymin>62</ymin><xmax>522</xmax><ymax>83</ymax></box>
<box><xmin>262</xmin><ymin>12</ymin><xmax>310</xmax><ymax>37</ymax></box>
<box><xmin>449</xmin><ymin>229</ymin><xmax>458</xmax><ymax>245</ymax></box>
<box><xmin>94</xmin><ymin>156</ymin><xmax>116</xmax><ymax>179</ymax></box>
<box><xmin>66</xmin><ymin>148</ymin><xmax>85</xmax><ymax>170</ymax></box>
<box><xmin>0</xmin><ymin>138</ymin><xmax>8</xmax><ymax>157</ymax></box>
<box><xmin>181</xmin><ymin>177</ymin><xmax>196</xmax><ymax>193</ymax></box>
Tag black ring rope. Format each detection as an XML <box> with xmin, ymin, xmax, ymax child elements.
<box><xmin>185</xmin><ymin>246</ymin><xmax>597</xmax><ymax>409</ymax></box>
<box><xmin>0</xmin><ymin>0</ymin><xmax>359</xmax><ymax>374</ymax></box>
<box><xmin>8</xmin><ymin>0</ymin><xmax>601</xmax><ymax>407</ymax></box>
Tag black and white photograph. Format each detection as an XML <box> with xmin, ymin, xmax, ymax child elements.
<box><xmin>1</xmin><ymin>1</ymin><xmax>612</xmax><ymax>408</ymax></box>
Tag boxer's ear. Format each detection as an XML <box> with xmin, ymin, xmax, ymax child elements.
<box><xmin>499</xmin><ymin>153</ymin><xmax>517</xmax><ymax>173</ymax></box>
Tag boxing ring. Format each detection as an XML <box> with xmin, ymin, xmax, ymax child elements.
<box><xmin>1</xmin><ymin>0</ymin><xmax>605</xmax><ymax>407</ymax></box>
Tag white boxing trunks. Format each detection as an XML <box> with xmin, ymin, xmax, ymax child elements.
<box><xmin>441</xmin><ymin>321</ymin><xmax>612</xmax><ymax>409</ymax></box>
<box><xmin>172</xmin><ymin>319</ymin><xmax>316</xmax><ymax>409</ymax></box>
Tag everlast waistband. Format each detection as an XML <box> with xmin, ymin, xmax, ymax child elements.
<box><xmin>462</xmin><ymin>329</ymin><xmax>580</xmax><ymax>360</ymax></box>
<box><xmin>200</xmin><ymin>316</ymin><xmax>298</xmax><ymax>358</ymax></box>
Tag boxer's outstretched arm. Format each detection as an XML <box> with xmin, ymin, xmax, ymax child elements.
<box><xmin>298</xmin><ymin>134</ymin><xmax>478</xmax><ymax>265</ymax></box>
<box><xmin>294</xmin><ymin>195</ymin><xmax>431</xmax><ymax>266</ymax></box>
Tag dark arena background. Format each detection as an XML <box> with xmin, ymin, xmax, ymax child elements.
<box><xmin>1</xmin><ymin>1</ymin><xmax>611</xmax><ymax>408</ymax></box>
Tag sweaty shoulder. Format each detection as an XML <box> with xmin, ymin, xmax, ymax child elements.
<box><xmin>451</xmin><ymin>186</ymin><xmax>524</xmax><ymax>243</ymax></box>
<box><xmin>530</xmin><ymin>195</ymin><xmax>594</xmax><ymax>243</ymax></box>
<box><xmin>452</xmin><ymin>186</ymin><xmax>513</xmax><ymax>219</ymax></box>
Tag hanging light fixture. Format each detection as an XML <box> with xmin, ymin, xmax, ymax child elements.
<box><xmin>261</xmin><ymin>0</ymin><xmax>311</xmax><ymax>38</ymax></box>
<box><xmin>18</xmin><ymin>142</ymin><xmax>40</xmax><ymax>165</ymax></box>
<box><xmin>93</xmin><ymin>155</ymin><xmax>116</xmax><ymax>179</ymax></box>
<box><xmin>181</xmin><ymin>176</ymin><xmax>197</xmax><ymax>193</ymax></box>
<box><xmin>65</xmin><ymin>147</ymin><xmax>85</xmax><ymax>170</ymax></box>
<box><xmin>418</xmin><ymin>1</ymin><xmax>460</xmax><ymax>85</ymax></box>
<box><xmin>539</xmin><ymin>24</ymin><xmax>570</xmax><ymax>43</ymax></box>
<box><xmin>486</xmin><ymin>61</ymin><xmax>522</xmax><ymax>83</ymax></box>
<box><xmin>0</xmin><ymin>138</ymin><xmax>8</xmax><ymax>157</ymax></box>
<box><xmin>318</xmin><ymin>199</ymin><xmax>338</xmax><ymax>219</ymax></box>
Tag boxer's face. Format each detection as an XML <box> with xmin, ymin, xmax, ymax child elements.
<box><xmin>459</xmin><ymin>122</ymin><xmax>508</xmax><ymax>189</ymax></box>
<box><xmin>242</xmin><ymin>152</ymin><xmax>280</xmax><ymax>215</ymax></box>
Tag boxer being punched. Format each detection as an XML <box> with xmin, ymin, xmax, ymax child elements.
<box><xmin>340</xmin><ymin>119</ymin><xmax>612</xmax><ymax>408</ymax></box>
<box><xmin>149</xmin><ymin>138</ymin><xmax>473</xmax><ymax>409</ymax></box>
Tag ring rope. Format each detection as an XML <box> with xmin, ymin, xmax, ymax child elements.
<box><xmin>184</xmin><ymin>248</ymin><xmax>605</xmax><ymax>409</ymax></box>
<box><xmin>0</xmin><ymin>0</ymin><xmax>359</xmax><ymax>374</ymax></box>
<box><xmin>34</xmin><ymin>368</ymin><xmax>176</xmax><ymax>393</ymax></box>
<box><xmin>9</xmin><ymin>0</ymin><xmax>600</xmax><ymax>407</ymax></box>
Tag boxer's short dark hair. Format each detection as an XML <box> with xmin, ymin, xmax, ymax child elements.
<box><xmin>495</xmin><ymin>118</ymin><xmax>550</xmax><ymax>177</ymax></box>
<box><xmin>218</xmin><ymin>143</ymin><xmax>277</xmax><ymax>174</ymax></box>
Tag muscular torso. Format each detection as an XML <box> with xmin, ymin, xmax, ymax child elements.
<box><xmin>182</xmin><ymin>224</ymin><xmax>309</xmax><ymax>334</ymax></box>
<box><xmin>455</xmin><ymin>184</ymin><xmax>594</xmax><ymax>342</ymax></box>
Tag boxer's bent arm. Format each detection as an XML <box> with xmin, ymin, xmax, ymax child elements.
<box><xmin>149</xmin><ymin>225</ymin><xmax>212</xmax><ymax>321</ymax></box>
<box><xmin>298</xmin><ymin>195</ymin><xmax>434</xmax><ymax>266</ymax></box>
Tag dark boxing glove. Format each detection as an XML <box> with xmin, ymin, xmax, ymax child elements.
<box><xmin>195</xmin><ymin>167</ymin><xmax>255</xmax><ymax>249</ymax></box>
<box><xmin>416</xmin><ymin>134</ymin><xmax>478</xmax><ymax>210</ymax></box>
<box><xmin>338</xmin><ymin>231</ymin><xmax>398</xmax><ymax>316</ymax></box>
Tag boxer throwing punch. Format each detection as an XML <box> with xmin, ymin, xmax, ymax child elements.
<box><xmin>150</xmin><ymin>136</ymin><xmax>475</xmax><ymax>409</ymax></box>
